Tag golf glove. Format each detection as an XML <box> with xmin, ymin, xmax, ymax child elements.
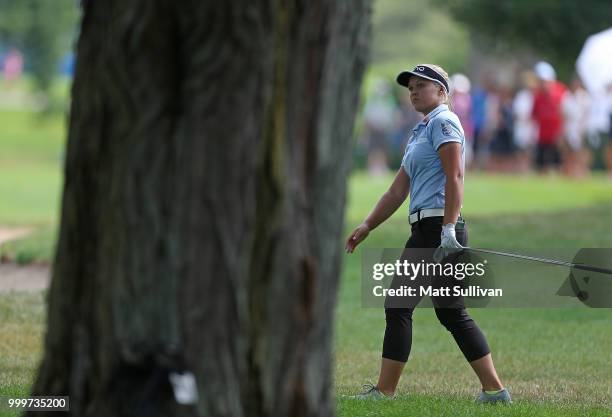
<box><xmin>433</xmin><ymin>223</ymin><xmax>463</xmax><ymax>263</ymax></box>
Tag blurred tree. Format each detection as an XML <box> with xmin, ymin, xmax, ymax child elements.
<box><xmin>0</xmin><ymin>0</ymin><xmax>30</xmax><ymax>42</ymax></box>
<box><xmin>370</xmin><ymin>0</ymin><xmax>469</xmax><ymax>78</ymax></box>
<box><xmin>28</xmin><ymin>1</ymin><xmax>370</xmax><ymax>417</ymax></box>
<box><xmin>0</xmin><ymin>0</ymin><xmax>78</xmax><ymax>94</ymax></box>
<box><xmin>441</xmin><ymin>0</ymin><xmax>612</xmax><ymax>80</ymax></box>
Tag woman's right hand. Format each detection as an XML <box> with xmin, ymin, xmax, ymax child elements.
<box><xmin>345</xmin><ymin>223</ymin><xmax>371</xmax><ymax>253</ymax></box>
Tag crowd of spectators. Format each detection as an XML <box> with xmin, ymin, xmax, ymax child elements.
<box><xmin>359</xmin><ymin>61</ymin><xmax>612</xmax><ymax>178</ymax></box>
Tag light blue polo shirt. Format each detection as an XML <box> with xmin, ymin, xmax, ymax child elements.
<box><xmin>401</xmin><ymin>104</ymin><xmax>465</xmax><ymax>214</ymax></box>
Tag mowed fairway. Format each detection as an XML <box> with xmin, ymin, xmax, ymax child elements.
<box><xmin>0</xmin><ymin>110</ymin><xmax>64</xmax><ymax>227</ymax></box>
<box><xmin>0</xmin><ymin>110</ymin><xmax>64</xmax><ymax>263</ymax></box>
<box><xmin>336</xmin><ymin>172</ymin><xmax>612</xmax><ymax>416</ymax></box>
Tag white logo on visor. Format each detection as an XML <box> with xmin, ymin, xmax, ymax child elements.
<box><xmin>416</xmin><ymin>66</ymin><xmax>425</xmax><ymax>71</ymax></box>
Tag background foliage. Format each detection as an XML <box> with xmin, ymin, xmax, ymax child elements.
<box><xmin>0</xmin><ymin>0</ymin><xmax>78</xmax><ymax>98</ymax></box>
<box><xmin>440</xmin><ymin>0</ymin><xmax>612</xmax><ymax>80</ymax></box>
<box><xmin>369</xmin><ymin>0</ymin><xmax>469</xmax><ymax>78</ymax></box>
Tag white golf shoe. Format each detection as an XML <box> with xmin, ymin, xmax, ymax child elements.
<box><xmin>345</xmin><ymin>383</ymin><xmax>395</xmax><ymax>400</ymax></box>
<box><xmin>475</xmin><ymin>388</ymin><xmax>512</xmax><ymax>404</ymax></box>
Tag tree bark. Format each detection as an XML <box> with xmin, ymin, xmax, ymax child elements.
<box><xmin>28</xmin><ymin>1</ymin><xmax>370</xmax><ymax>416</ymax></box>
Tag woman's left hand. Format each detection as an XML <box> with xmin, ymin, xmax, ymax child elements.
<box><xmin>433</xmin><ymin>223</ymin><xmax>463</xmax><ymax>262</ymax></box>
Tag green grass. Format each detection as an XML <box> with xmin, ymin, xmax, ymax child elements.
<box><xmin>0</xmin><ymin>110</ymin><xmax>65</xmax><ymax>227</ymax></box>
<box><xmin>0</xmin><ymin>108</ymin><xmax>66</xmax><ymax>164</ymax></box>
<box><xmin>337</xmin><ymin>394</ymin><xmax>612</xmax><ymax>417</ymax></box>
<box><xmin>335</xmin><ymin>306</ymin><xmax>612</xmax><ymax>415</ymax></box>
<box><xmin>0</xmin><ymin>109</ymin><xmax>64</xmax><ymax>263</ymax></box>
<box><xmin>346</xmin><ymin>171</ymin><xmax>612</xmax><ymax>224</ymax></box>
<box><xmin>344</xmin><ymin>172</ymin><xmax>612</xmax><ymax>251</ymax></box>
<box><xmin>0</xmin><ymin>162</ymin><xmax>62</xmax><ymax>228</ymax></box>
<box><xmin>0</xmin><ymin>292</ymin><xmax>46</xmax><ymax>417</ymax></box>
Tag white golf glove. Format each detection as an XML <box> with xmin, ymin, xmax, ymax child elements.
<box><xmin>433</xmin><ymin>223</ymin><xmax>464</xmax><ymax>263</ymax></box>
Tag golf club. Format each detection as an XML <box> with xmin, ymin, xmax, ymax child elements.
<box><xmin>465</xmin><ymin>247</ymin><xmax>612</xmax><ymax>276</ymax></box>
<box><xmin>465</xmin><ymin>247</ymin><xmax>612</xmax><ymax>304</ymax></box>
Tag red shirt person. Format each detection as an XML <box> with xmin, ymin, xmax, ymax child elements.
<box><xmin>531</xmin><ymin>61</ymin><xmax>567</xmax><ymax>171</ymax></box>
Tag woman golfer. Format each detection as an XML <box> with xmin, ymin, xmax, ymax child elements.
<box><xmin>345</xmin><ymin>64</ymin><xmax>511</xmax><ymax>404</ymax></box>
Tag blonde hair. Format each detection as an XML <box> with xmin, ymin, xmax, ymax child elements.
<box><xmin>424</xmin><ymin>64</ymin><xmax>452</xmax><ymax>110</ymax></box>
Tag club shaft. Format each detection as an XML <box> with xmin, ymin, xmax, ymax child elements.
<box><xmin>465</xmin><ymin>247</ymin><xmax>612</xmax><ymax>276</ymax></box>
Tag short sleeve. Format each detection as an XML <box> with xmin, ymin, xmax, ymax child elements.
<box><xmin>430</xmin><ymin>117</ymin><xmax>463</xmax><ymax>151</ymax></box>
<box><xmin>400</xmin><ymin>135</ymin><xmax>412</xmax><ymax>173</ymax></box>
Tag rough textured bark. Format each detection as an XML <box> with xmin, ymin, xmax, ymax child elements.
<box><xmin>29</xmin><ymin>1</ymin><xmax>370</xmax><ymax>416</ymax></box>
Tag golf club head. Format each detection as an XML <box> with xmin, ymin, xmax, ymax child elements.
<box><xmin>556</xmin><ymin>248</ymin><xmax>612</xmax><ymax>307</ymax></box>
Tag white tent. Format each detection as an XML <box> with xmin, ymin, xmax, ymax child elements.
<box><xmin>576</xmin><ymin>27</ymin><xmax>612</xmax><ymax>95</ymax></box>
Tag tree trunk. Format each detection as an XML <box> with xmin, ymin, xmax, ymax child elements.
<box><xmin>29</xmin><ymin>1</ymin><xmax>370</xmax><ymax>416</ymax></box>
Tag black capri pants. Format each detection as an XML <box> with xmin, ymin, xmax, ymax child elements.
<box><xmin>382</xmin><ymin>216</ymin><xmax>491</xmax><ymax>363</ymax></box>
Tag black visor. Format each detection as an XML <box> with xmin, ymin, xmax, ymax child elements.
<box><xmin>397</xmin><ymin>65</ymin><xmax>449</xmax><ymax>94</ymax></box>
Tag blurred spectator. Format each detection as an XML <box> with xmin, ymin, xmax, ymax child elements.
<box><xmin>561</xmin><ymin>76</ymin><xmax>591</xmax><ymax>177</ymax></box>
<box><xmin>60</xmin><ymin>53</ymin><xmax>75</xmax><ymax>77</ymax></box>
<box><xmin>361</xmin><ymin>79</ymin><xmax>396</xmax><ymax>175</ymax></box>
<box><xmin>2</xmin><ymin>48</ymin><xmax>24</xmax><ymax>87</ymax></box>
<box><xmin>450</xmin><ymin>73</ymin><xmax>474</xmax><ymax>166</ymax></box>
<box><xmin>353</xmin><ymin>63</ymin><xmax>608</xmax><ymax>177</ymax></box>
<box><xmin>471</xmin><ymin>74</ymin><xmax>502</xmax><ymax>170</ymax></box>
<box><xmin>512</xmin><ymin>70</ymin><xmax>538</xmax><ymax>173</ymax></box>
<box><xmin>488</xmin><ymin>86</ymin><xmax>516</xmax><ymax>172</ymax></box>
<box><xmin>470</xmin><ymin>78</ymin><xmax>490</xmax><ymax>169</ymax></box>
<box><xmin>531</xmin><ymin>61</ymin><xmax>567</xmax><ymax>174</ymax></box>
<box><xmin>586</xmin><ymin>88</ymin><xmax>610</xmax><ymax>171</ymax></box>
